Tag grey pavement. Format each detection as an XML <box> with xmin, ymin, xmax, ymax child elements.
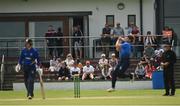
<box><xmin>13</xmin><ymin>81</ymin><xmax>152</xmax><ymax>91</ymax></box>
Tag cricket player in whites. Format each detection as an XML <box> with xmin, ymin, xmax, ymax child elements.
<box><xmin>17</xmin><ymin>39</ymin><xmax>41</xmax><ymax>99</ymax></box>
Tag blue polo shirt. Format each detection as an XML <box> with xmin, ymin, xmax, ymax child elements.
<box><xmin>120</xmin><ymin>42</ymin><xmax>132</xmax><ymax>58</ymax></box>
<box><xmin>19</xmin><ymin>48</ymin><xmax>40</xmax><ymax>66</ymax></box>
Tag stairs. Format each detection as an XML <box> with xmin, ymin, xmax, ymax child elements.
<box><xmin>174</xmin><ymin>59</ymin><xmax>180</xmax><ymax>88</ymax></box>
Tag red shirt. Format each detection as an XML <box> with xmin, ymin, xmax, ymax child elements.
<box><xmin>132</xmin><ymin>29</ymin><xmax>139</xmax><ymax>34</ymax></box>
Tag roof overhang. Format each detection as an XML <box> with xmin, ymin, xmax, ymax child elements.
<box><xmin>0</xmin><ymin>11</ymin><xmax>92</xmax><ymax>17</ymax></box>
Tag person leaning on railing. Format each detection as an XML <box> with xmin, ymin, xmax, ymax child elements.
<box><xmin>45</xmin><ymin>25</ymin><xmax>57</xmax><ymax>58</ymax></box>
<box><xmin>111</xmin><ymin>22</ymin><xmax>125</xmax><ymax>58</ymax></box>
<box><xmin>101</xmin><ymin>24</ymin><xmax>111</xmax><ymax>58</ymax></box>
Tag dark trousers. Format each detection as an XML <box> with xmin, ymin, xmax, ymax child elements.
<box><xmin>112</xmin><ymin>57</ymin><xmax>130</xmax><ymax>88</ymax></box>
<box><xmin>23</xmin><ymin>65</ymin><xmax>36</xmax><ymax>97</ymax></box>
<box><xmin>48</xmin><ymin>48</ymin><xmax>54</xmax><ymax>58</ymax></box>
<box><xmin>101</xmin><ymin>41</ymin><xmax>110</xmax><ymax>58</ymax></box>
<box><xmin>163</xmin><ymin>68</ymin><xmax>175</xmax><ymax>95</ymax></box>
<box><xmin>57</xmin><ymin>47</ymin><xmax>63</xmax><ymax>57</ymax></box>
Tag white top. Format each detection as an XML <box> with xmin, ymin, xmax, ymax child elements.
<box><xmin>99</xmin><ymin>58</ymin><xmax>108</xmax><ymax>66</ymax></box>
<box><xmin>155</xmin><ymin>49</ymin><xmax>164</xmax><ymax>57</ymax></box>
<box><xmin>50</xmin><ymin>59</ymin><xmax>57</xmax><ymax>67</ymax></box>
<box><xmin>70</xmin><ymin>67</ymin><xmax>81</xmax><ymax>75</ymax></box>
<box><xmin>65</xmin><ymin>59</ymin><xmax>74</xmax><ymax>68</ymax></box>
<box><xmin>83</xmin><ymin>65</ymin><xmax>94</xmax><ymax>73</ymax></box>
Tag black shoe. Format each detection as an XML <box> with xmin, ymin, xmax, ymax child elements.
<box><xmin>162</xmin><ymin>93</ymin><xmax>169</xmax><ymax>96</ymax></box>
<box><xmin>170</xmin><ymin>93</ymin><xmax>175</xmax><ymax>96</ymax></box>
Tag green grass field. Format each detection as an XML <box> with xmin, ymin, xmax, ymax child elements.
<box><xmin>0</xmin><ymin>89</ymin><xmax>180</xmax><ymax>106</ymax></box>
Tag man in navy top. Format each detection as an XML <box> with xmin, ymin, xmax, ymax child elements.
<box><xmin>19</xmin><ymin>39</ymin><xmax>40</xmax><ymax>99</ymax></box>
<box><xmin>107</xmin><ymin>36</ymin><xmax>134</xmax><ymax>92</ymax></box>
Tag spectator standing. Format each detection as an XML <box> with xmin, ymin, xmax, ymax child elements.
<box><xmin>161</xmin><ymin>43</ymin><xmax>176</xmax><ymax>96</ymax></box>
<box><xmin>112</xmin><ymin>22</ymin><xmax>124</xmax><ymax>58</ymax></box>
<box><xmin>132</xmin><ymin>25</ymin><xmax>143</xmax><ymax>58</ymax></box>
<box><xmin>56</xmin><ymin>27</ymin><xmax>63</xmax><ymax>57</ymax></box>
<box><xmin>126</xmin><ymin>22</ymin><xmax>134</xmax><ymax>35</ymax></box>
<box><xmin>45</xmin><ymin>25</ymin><xmax>56</xmax><ymax>58</ymax></box>
<box><xmin>73</xmin><ymin>26</ymin><xmax>83</xmax><ymax>59</ymax></box>
<box><xmin>162</xmin><ymin>26</ymin><xmax>172</xmax><ymax>44</ymax></box>
<box><xmin>82</xmin><ymin>61</ymin><xmax>95</xmax><ymax>80</ymax></box>
<box><xmin>112</xmin><ymin>22</ymin><xmax>124</xmax><ymax>37</ymax></box>
<box><xmin>101</xmin><ymin>24</ymin><xmax>111</xmax><ymax>58</ymax></box>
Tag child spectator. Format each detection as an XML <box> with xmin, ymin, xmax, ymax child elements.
<box><xmin>82</xmin><ymin>61</ymin><xmax>94</xmax><ymax>80</ymax></box>
<box><xmin>58</xmin><ymin>61</ymin><xmax>70</xmax><ymax>81</ymax></box>
<box><xmin>70</xmin><ymin>61</ymin><xmax>81</xmax><ymax>76</ymax></box>
<box><xmin>108</xmin><ymin>53</ymin><xmax>118</xmax><ymax>78</ymax></box>
<box><xmin>99</xmin><ymin>54</ymin><xmax>109</xmax><ymax>80</ymax></box>
<box><xmin>135</xmin><ymin>63</ymin><xmax>145</xmax><ymax>79</ymax></box>
<box><xmin>144</xmin><ymin>60</ymin><xmax>156</xmax><ymax>79</ymax></box>
<box><xmin>65</xmin><ymin>53</ymin><xmax>74</xmax><ymax>69</ymax></box>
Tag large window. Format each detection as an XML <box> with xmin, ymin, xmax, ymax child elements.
<box><xmin>29</xmin><ymin>21</ymin><xmax>63</xmax><ymax>58</ymax></box>
<box><xmin>0</xmin><ymin>22</ymin><xmax>25</xmax><ymax>57</ymax></box>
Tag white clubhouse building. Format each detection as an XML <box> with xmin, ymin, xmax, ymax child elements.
<box><xmin>0</xmin><ymin>0</ymin><xmax>179</xmax><ymax>58</ymax></box>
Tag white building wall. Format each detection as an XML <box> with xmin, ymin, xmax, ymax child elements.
<box><xmin>0</xmin><ymin>0</ymin><xmax>155</xmax><ymax>57</ymax></box>
<box><xmin>0</xmin><ymin>0</ymin><xmax>141</xmax><ymax>36</ymax></box>
<box><xmin>142</xmin><ymin>0</ymin><xmax>156</xmax><ymax>35</ymax></box>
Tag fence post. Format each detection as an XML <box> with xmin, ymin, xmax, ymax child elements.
<box><xmin>0</xmin><ymin>54</ymin><xmax>4</xmax><ymax>90</ymax></box>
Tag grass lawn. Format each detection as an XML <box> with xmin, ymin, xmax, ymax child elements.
<box><xmin>0</xmin><ymin>89</ymin><xmax>180</xmax><ymax>106</ymax></box>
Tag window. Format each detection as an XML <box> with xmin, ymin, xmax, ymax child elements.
<box><xmin>106</xmin><ymin>15</ymin><xmax>114</xmax><ymax>27</ymax></box>
<box><xmin>128</xmin><ymin>15</ymin><xmax>136</xmax><ymax>26</ymax></box>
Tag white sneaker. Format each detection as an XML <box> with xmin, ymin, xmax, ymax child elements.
<box><xmin>107</xmin><ymin>88</ymin><xmax>115</xmax><ymax>92</ymax></box>
<box><xmin>28</xmin><ymin>96</ymin><xmax>32</xmax><ymax>100</ymax></box>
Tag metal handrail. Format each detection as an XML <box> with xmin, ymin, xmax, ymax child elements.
<box><xmin>0</xmin><ymin>35</ymin><xmax>177</xmax><ymax>59</ymax></box>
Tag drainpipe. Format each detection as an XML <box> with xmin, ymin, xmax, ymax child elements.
<box><xmin>140</xmin><ymin>0</ymin><xmax>143</xmax><ymax>35</ymax></box>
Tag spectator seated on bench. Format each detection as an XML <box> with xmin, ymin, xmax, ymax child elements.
<box><xmin>58</xmin><ymin>61</ymin><xmax>71</xmax><ymax>81</ymax></box>
<box><xmin>98</xmin><ymin>54</ymin><xmax>109</xmax><ymax>80</ymax></box>
<box><xmin>70</xmin><ymin>61</ymin><xmax>81</xmax><ymax>78</ymax></box>
<box><xmin>82</xmin><ymin>61</ymin><xmax>95</xmax><ymax>80</ymax></box>
<box><xmin>108</xmin><ymin>53</ymin><xmax>118</xmax><ymax>79</ymax></box>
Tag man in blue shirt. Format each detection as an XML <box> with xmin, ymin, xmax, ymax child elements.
<box><xmin>107</xmin><ymin>36</ymin><xmax>134</xmax><ymax>92</ymax></box>
<box><xmin>18</xmin><ymin>39</ymin><xmax>40</xmax><ymax>99</ymax></box>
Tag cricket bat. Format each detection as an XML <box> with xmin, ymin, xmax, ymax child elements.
<box><xmin>37</xmin><ymin>68</ymin><xmax>45</xmax><ymax>99</ymax></box>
